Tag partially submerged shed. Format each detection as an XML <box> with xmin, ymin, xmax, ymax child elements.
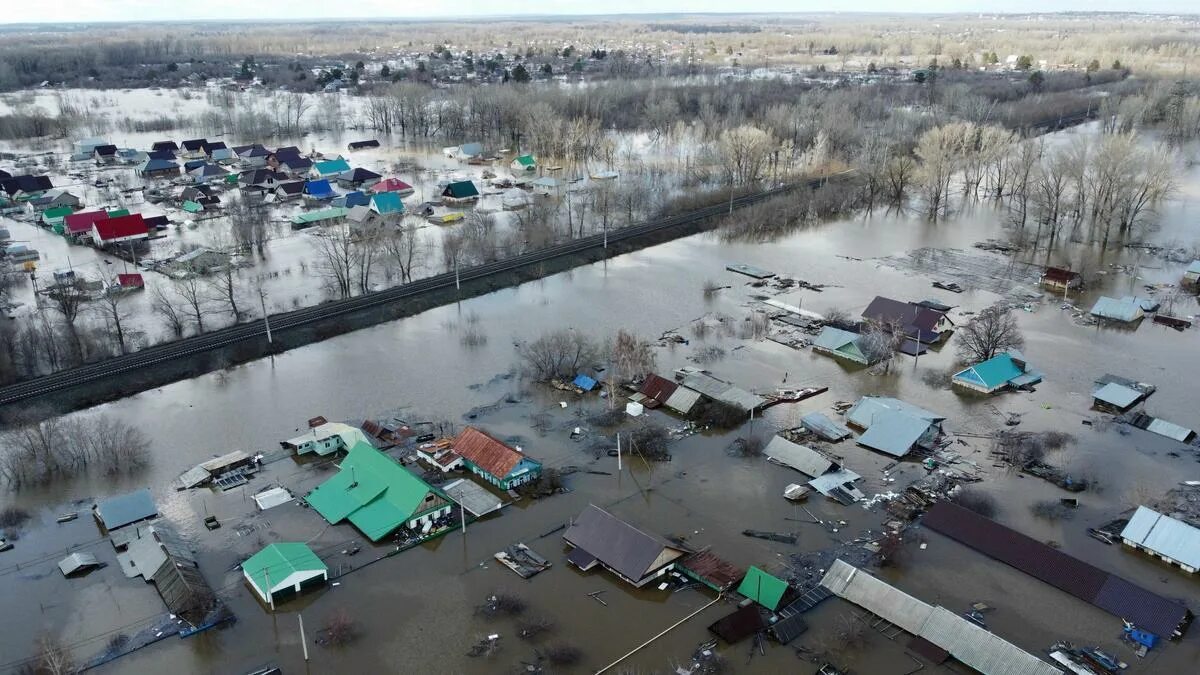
<box><xmin>845</xmin><ymin>397</ymin><xmax>944</xmax><ymax>458</ymax></box>
<box><xmin>951</xmin><ymin>350</ymin><xmax>1043</xmax><ymax>394</ymax></box>
<box><xmin>94</xmin><ymin>488</ymin><xmax>157</xmax><ymax>531</ymax></box>
<box><xmin>800</xmin><ymin>412</ymin><xmax>852</xmax><ymax>442</ymax></box>
<box><xmin>764</xmin><ymin>436</ymin><xmax>838</xmax><ymax>478</ymax></box>
<box><xmin>1090</xmin><ymin>296</ymin><xmax>1145</xmax><ymax>323</ymax></box>
<box><xmin>737</xmin><ymin>566</ymin><xmax>791</xmax><ymax>611</ymax></box>
<box><xmin>58</xmin><ymin>552</ymin><xmax>101</xmax><ymax>577</ymax></box>
<box><xmin>1120</xmin><ymin>506</ymin><xmax>1200</xmax><ymax>575</ymax></box>
<box><xmin>243</xmin><ymin>542</ymin><xmax>329</xmax><ymax>607</ymax></box>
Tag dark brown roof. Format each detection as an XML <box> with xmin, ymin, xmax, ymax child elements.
<box><xmin>923</xmin><ymin>501</ymin><xmax>1191</xmax><ymax>637</ymax></box>
<box><xmin>639</xmin><ymin>374</ymin><xmax>678</xmax><ymax>405</ymax></box>
<box><xmin>1043</xmin><ymin>267</ymin><xmax>1081</xmax><ymax>283</ymax></box>
<box><xmin>680</xmin><ymin>550</ymin><xmax>744</xmax><ymax>591</ymax></box>
<box><xmin>862</xmin><ymin>296</ymin><xmax>945</xmax><ymax>341</ymax></box>
<box><xmin>453</xmin><ymin>426</ymin><xmax>528</xmax><ymax>479</ymax></box>
<box><xmin>708</xmin><ymin>605</ymin><xmax>766</xmax><ymax>644</ymax></box>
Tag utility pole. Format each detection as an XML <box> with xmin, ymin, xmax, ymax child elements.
<box><xmin>259</xmin><ymin>288</ymin><xmax>272</xmax><ymax>344</ymax></box>
<box><xmin>298</xmin><ymin>614</ymin><xmax>309</xmax><ymax>661</ymax></box>
<box><xmin>616</xmin><ymin>433</ymin><xmax>622</xmax><ymax>472</ymax></box>
<box><xmin>461</xmin><ymin>504</ymin><xmax>467</xmax><ymax>535</ymax></box>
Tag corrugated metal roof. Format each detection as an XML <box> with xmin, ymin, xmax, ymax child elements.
<box><xmin>94</xmin><ymin>488</ymin><xmax>157</xmax><ymax>530</ymax></box>
<box><xmin>858</xmin><ymin>412</ymin><xmax>933</xmax><ymax>457</ymax></box>
<box><xmin>681</xmin><ymin>372</ymin><xmax>764</xmax><ymax>411</ymax></box>
<box><xmin>59</xmin><ymin>552</ymin><xmax>100</xmax><ymax>576</ymax></box>
<box><xmin>1093</xmin><ymin>382</ymin><xmax>1143</xmax><ymax>408</ymax></box>
<box><xmin>1090</xmin><ymin>296</ymin><xmax>1144</xmax><ymax>322</ymax></box>
<box><xmin>800</xmin><ymin>412</ymin><xmax>852</xmax><ymax>441</ymax></box>
<box><xmin>1146</xmin><ymin>418</ymin><xmax>1194</xmax><ymax>442</ymax></box>
<box><xmin>1121</xmin><ymin>506</ymin><xmax>1200</xmax><ymax>571</ymax></box>
<box><xmin>664</xmin><ymin>386</ymin><xmax>701</xmax><ymax>414</ymax></box>
<box><xmin>765</xmin><ymin>436</ymin><xmax>836</xmax><ymax>477</ymax></box>
<box><xmin>737</xmin><ymin>566</ymin><xmax>789</xmax><ymax>611</ymax></box>
<box><xmin>846</xmin><ymin>397</ymin><xmax>944</xmax><ymax>428</ymax></box>
<box><xmin>809</xmin><ymin>468</ymin><xmax>864</xmax><ymax>501</ymax></box>
<box><xmin>820</xmin><ymin>560</ymin><xmax>1059</xmax><ymax>675</ymax></box>
<box><xmin>453</xmin><ymin>426</ymin><xmax>537</xmax><ymax>480</ymax></box>
<box><xmin>639</xmin><ymin>374</ymin><xmax>679</xmax><ymax>405</ymax></box>
<box><xmin>442</xmin><ymin>478</ymin><xmax>502</xmax><ymax>517</ymax></box>
<box><xmin>924</xmin><ymin>502</ymin><xmax>1191</xmax><ymax>637</ymax></box>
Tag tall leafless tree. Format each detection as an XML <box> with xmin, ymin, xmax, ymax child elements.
<box><xmin>956</xmin><ymin>304</ymin><xmax>1025</xmax><ymax>362</ymax></box>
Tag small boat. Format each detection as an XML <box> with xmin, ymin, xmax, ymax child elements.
<box><xmin>56</xmin><ymin>513</ymin><xmax>78</xmax><ymax>523</ymax></box>
<box><xmin>783</xmin><ymin>484</ymin><xmax>810</xmax><ymax>501</ymax></box>
<box><xmin>427</xmin><ymin>212</ymin><xmax>464</xmax><ymax>225</ymax></box>
<box><xmin>932</xmin><ymin>280</ymin><xmax>965</xmax><ymax>293</ymax></box>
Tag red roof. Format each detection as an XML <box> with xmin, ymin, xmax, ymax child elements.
<box><xmin>93</xmin><ymin>214</ymin><xmax>147</xmax><ymax>241</ymax></box>
<box><xmin>63</xmin><ymin>210</ymin><xmax>109</xmax><ymax>235</ymax></box>
<box><xmin>117</xmin><ymin>273</ymin><xmax>144</xmax><ymax>288</ymax></box>
<box><xmin>453</xmin><ymin>426</ymin><xmax>529</xmax><ymax>479</ymax></box>
<box><xmin>371</xmin><ymin>177</ymin><xmax>413</xmax><ymax>193</ymax></box>
<box><xmin>638</xmin><ymin>374</ymin><xmax>678</xmax><ymax>405</ymax></box>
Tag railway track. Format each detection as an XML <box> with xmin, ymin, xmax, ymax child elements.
<box><xmin>0</xmin><ymin>178</ymin><xmax>831</xmax><ymax>407</ymax></box>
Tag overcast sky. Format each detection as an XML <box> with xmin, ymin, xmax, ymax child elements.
<box><xmin>3</xmin><ymin>1</ymin><xmax>1194</xmax><ymax>24</ymax></box>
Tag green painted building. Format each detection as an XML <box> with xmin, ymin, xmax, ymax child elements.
<box><xmin>737</xmin><ymin>565</ymin><xmax>789</xmax><ymax>611</ymax></box>
<box><xmin>242</xmin><ymin>542</ymin><xmax>328</xmax><ymax>606</ymax></box>
<box><xmin>307</xmin><ymin>443</ymin><xmax>453</xmax><ymax>542</ymax></box>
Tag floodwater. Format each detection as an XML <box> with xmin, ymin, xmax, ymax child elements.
<box><xmin>2</xmin><ymin>119</ymin><xmax>1200</xmax><ymax>673</ymax></box>
<box><xmin>1</xmin><ymin>86</ymin><xmax>684</xmax><ymax>346</ymax></box>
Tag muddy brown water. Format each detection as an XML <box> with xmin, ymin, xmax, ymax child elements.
<box><xmin>2</xmin><ymin>125</ymin><xmax>1200</xmax><ymax>673</ymax></box>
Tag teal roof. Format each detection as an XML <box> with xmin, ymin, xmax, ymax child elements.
<box><xmin>513</xmin><ymin>154</ymin><xmax>536</xmax><ymax>167</ymax></box>
<box><xmin>953</xmin><ymin>352</ymin><xmax>1025</xmax><ymax>389</ymax></box>
<box><xmin>813</xmin><ymin>326</ymin><xmax>869</xmax><ymax>364</ymax></box>
<box><xmin>307</xmin><ymin>443</ymin><xmax>446</xmax><ymax>541</ymax></box>
<box><xmin>182</xmin><ymin>200</ymin><xmax>203</xmax><ymax>213</ymax></box>
<box><xmin>443</xmin><ymin>180</ymin><xmax>479</xmax><ymax>198</ymax></box>
<box><xmin>291</xmin><ymin>207</ymin><xmax>349</xmax><ymax>225</ymax></box>
<box><xmin>314</xmin><ymin>158</ymin><xmax>351</xmax><ymax>176</ymax></box>
<box><xmin>370</xmin><ymin>191</ymin><xmax>404</xmax><ymax>214</ymax></box>
<box><xmin>737</xmin><ymin>566</ymin><xmax>788</xmax><ymax>610</ymax></box>
<box><xmin>243</xmin><ymin>543</ymin><xmax>327</xmax><ymax>598</ymax></box>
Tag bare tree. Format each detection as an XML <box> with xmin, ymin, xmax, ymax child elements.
<box><xmin>92</xmin><ymin>283</ymin><xmax>131</xmax><ymax>355</ymax></box>
<box><xmin>382</xmin><ymin>223</ymin><xmax>424</xmax><ymax>284</ymax></box>
<box><xmin>860</xmin><ymin>319</ymin><xmax>901</xmax><ymax>373</ymax></box>
<box><xmin>955</xmin><ymin>304</ymin><xmax>1024</xmax><ymax>363</ymax></box>
<box><xmin>150</xmin><ymin>284</ymin><xmax>185</xmax><ymax>338</ymax></box>
<box><xmin>517</xmin><ymin>329</ymin><xmax>600</xmax><ymax>381</ymax></box>
<box><xmin>45</xmin><ymin>278</ymin><xmax>89</xmax><ymax>363</ymax></box>
<box><xmin>718</xmin><ymin>125</ymin><xmax>776</xmax><ymax>186</ymax></box>
<box><xmin>608</xmin><ymin>329</ymin><xmax>657</xmax><ymax>383</ymax></box>
<box><xmin>227</xmin><ymin>199</ymin><xmax>269</xmax><ymax>257</ymax></box>
<box><xmin>884</xmin><ymin>154</ymin><xmax>917</xmax><ymax>206</ymax></box>
<box><xmin>207</xmin><ymin>265</ymin><xmax>242</xmax><ymax>321</ymax></box>
<box><xmin>309</xmin><ymin>225</ymin><xmax>356</xmax><ymax>299</ymax></box>
<box><xmin>174</xmin><ymin>277</ymin><xmax>211</xmax><ymax>333</ymax></box>
<box><xmin>28</xmin><ymin>633</ymin><xmax>76</xmax><ymax>675</ymax></box>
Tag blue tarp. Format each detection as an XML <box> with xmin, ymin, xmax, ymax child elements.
<box><xmin>573</xmin><ymin>374</ymin><xmax>597</xmax><ymax>391</ymax></box>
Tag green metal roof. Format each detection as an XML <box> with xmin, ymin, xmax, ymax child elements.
<box><xmin>291</xmin><ymin>207</ymin><xmax>349</xmax><ymax>225</ymax></box>
<box><xmin>307</xmin><ymin>443</ymin><xmax>446</xmax><ymax>541</ymax></box>
<box><xmin>182</xmin><ymin>200</ymin><xmax>203</xmax><ymax>213</ymax></box>
<box><xmin>443</xmin><ymin>180</ymin><xmax>479</xmax><ymax>198</ymax></box>
<box><xmin>314</xmin><ymin>158</ymin><xmax>351</xmax><ymax>175</ymax></box>
<box><xmin>107</xmin><ymin>208</ymin><xmax>130</xmax><ymax>218</ymax></box>
<box><xmin>737</xmin><ymin>565</ymin><xmax>788</xmax><ymax>611</ymax></box>
<box><xmin>42</xmin><ymin>206</ymin><xmax>73</xmax><ymax>222</ymax></box>
<box><xmin>514</xmin><ymin>154</ymin><xmax>535</xmax><ymax>167</ymax></box>
<box><xmin>243</xmin><ymin>542</ymin><xmax>327</xmax><ymax>597</ymax></box>
<box><xmin>953</xmin><ymin>352</ymin><xmax>1024</xmax><ymax>389</ymax></box>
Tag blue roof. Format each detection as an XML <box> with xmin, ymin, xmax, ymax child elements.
<box><xmin>141</xmin><ymin>158</ymin><xmax>178</xmax><ymax>171</ymax></box>
<box><xmin>858</xmin><ymin>411</ymin><xmax>934</xmax><ymax>457</ymax></box>
<box><xmin>305</xmin><ymin>179</ymin><xmax>335</xmax><ymax>198</ymax></box>
<box><xmin>94</xmin><ymin>488</ymin><xmax>157</xmax><ymax>530</ymax></box>
<box><xmin>183</xmin><ymin>159</ymin><xmax>206</xmax><ymax>171</ymax></box>
<box><xmin>573</xmin><ymin>374</ymin><xmax>597</xmax><ymax>391</ymax></box>
<box><xmin>1090</xmin><ymin>296</ymin><xmax>1143</xmax><ymax>322</ymax></box>
<box><xmin>342</xmin><ymin>191</ymin><xmax>370</xmax><ymax>207</ymax></box>
<box><xmin>314</xmin><ymin>158</ymin><xmax>351</xmax><ymax>175</ymax></box>
<box><xmin>370</xmin><ymin>191</ymin><xmax>404</xmax><ymax>214</ymax></box>
<box><xmin>953</xmin><ymin>352</ymin><xmax>1027</xmax><ymax>389</ymax></box>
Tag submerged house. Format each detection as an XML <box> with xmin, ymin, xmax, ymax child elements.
<box><xmin>242</xmin><ymin>542</ymin><xmax>329</xmax><ymax>607</ymax></box>
<box><xmin>337</xmin><ymin>167</ymin><xmax>382</xmax><ymax>189</ymax></box>
<box><xmin>811</xmin><ymin>326</ymin><xmax>875</xmax><ymax>366</ymax></box>
<box><xmin>1120</xmin><ymin>506</ymin><xmax>1200</xmax><ymax>575</ymax></box>
<box><xmin>511</xmin><ymin>154</ymin><xmax>536</xmax><ymax>171</ymax></box>
<box><xmin>369</xmin><ymin>191</ymin><xmax>404</xmax><ymax>216</ymax></box>
<box><xmin>1040</xmin><ymin>267</ymin><xmax>1082</xmax><ymax>294</ymax></box>
<box><xmin>281</xmin><ymin>421</ymin><xmax>371</xmax><ymax>456</ymax></box>
<box><xmin>861</xmin><ymin>296</ymin><xmax>954</xmax><ymax>344</ymax></box>
<box><xmin>311</xmin><ymin>158</ymin><xmax>351</xmax><ymax>179</ymax></box>
<box><xmin>1184</xmin><ymin>261</ymin><xmax>1200</xmax><ymax>288</ymax></box>
<box><xmin>737</xmin><ymin>566</ymin><xmax>792</xmax><ymax>611</ymax></box>
<box><xmin>951</xmin><ymin>351</ymin><xmax>1043</xmax><ymax>394</ymax></box>
<box><xmin>93</xmin><ymin>488</ymin><xmax>157</xmax><ymax>532</ymax></box>
<box><xmin>563</xmin><ymin>504</ymin><xmax>687</xmax><ymax>588</ymax></box>
<box><xmin>372</xmin><ymin>177</ymin><xmax>415</xmax><ymax>197</ymax></box>
<box><xmin>139</xmin><ymin>158</ymin><xmax>181</xmax><ymax>179</ymax></box>
<box><xmin>290</xmin><ymin>207</ymin><xmax>349</xmax><ymax>229</ymax></box>
<box><xmin>845</xmin><ymin>396</ymin><xmax>945</xmax><ymax>458</ymax></box>
<box><xmin>306</xmin><ymin>443</ymin><xmax>453</xmax><ymax>542</ymax></box>
<box><xmin>442</xmin><ymin>180</ymin><xmax>480</xmax><ymax>204</ymax></box>
<box><xmin>452</xmin><ymin>426</ymin><xmax>543</xmax><ymax>489</ymax></box>
<box><xmin>1090</xmin><ymin>296</ymin><xmax>1145</xmax><ymax>323</ymax></box>
<box><xmin>304</xmin><ymin>179</ymin><xmax>336</xmax><ymax>201</ymax></box>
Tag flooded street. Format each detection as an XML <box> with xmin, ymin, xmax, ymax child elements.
<box><xmin>2</xmin><ymin>120</ymin><xmax>1200</xmax><ymax>674</ymax></box>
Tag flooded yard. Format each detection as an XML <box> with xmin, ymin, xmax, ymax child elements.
<box><xmin>1</xmin><ymin>117</ymin><xmax>1200</xmax><ymax>674</ymax></box>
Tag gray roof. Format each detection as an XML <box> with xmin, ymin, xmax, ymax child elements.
<box><xmin>1187</xmin><ymin>260</ymin><xmax>1200</xmax><ymax>275</ymax></box>
<box><xmin>1089</xmin><ymin>296</ymin><xmax>1143</xmax><ymax>322</ymax></box>
<box><xmin>59</xmin><ymin>552</ymin><xmax>100</xmax><ymax>576</ymax></box>
<box><xmin>801</xmin><ymin>412</ymin><xmax>852</xmax><ymax>441</ymax></box>
<box><xmin>94</xmin><ymin>488</ymin><xmax>157</xmax><ymax>530</ymax></box>
<box><xmin>765</xmin><ymin>436</ymin><xmax>836</xmax><ymax>477</ymax></box>
<box><xmin>809</xmin><ymin>468</ymin><xmax>864</xmax><ymax>500</ymax></box>
<box><xmin>821</xmin><ymin>560</ymin><xmax>1059</xmax><ymax>675</ymax></box>
<box><xmin>812</xmin><ymin>326</ymin><xmax>862</xmax><ymax>352</ymax></box>
<box><xmin>1120</xmin><ymin>506</ymin><xmax>1200</xmax><ymax>570</ymax></box>
<box><xmin>664</xmin><ymin>386</ymin><xmax>701</xmax><ymax>414</ymax></box>
<box><xmin>442</xmin><ymin>478</ymin><xmax>502</xmax><ymax>517</ymax></box>
<box><xmin>680</xmin><ymin>372</ymin><xmax>764</xmax><ymax>411</ymax></box>
<box><xmin>563</xmin><ymin>504</ymin><xmax>684</xmax><ymax>584</ymax></box>
<box><xmin>1093</xmin><ymin>382</ymin><xmax>1143</xmax><ymax>408</ymax></box>
<box><xmin>1146</xmin><ymin>418</ymin><xmax>1194</xmax><ymax>442</ymax></box>
<box><xmin>858</xmin><ymin>412</ymin><xmax>935</xmax><ymax>457</ymax></box>
<box><xmin>846</xmin><ymin>397</ymin><xmax>944</xmax><ymax>428</ymax></box>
